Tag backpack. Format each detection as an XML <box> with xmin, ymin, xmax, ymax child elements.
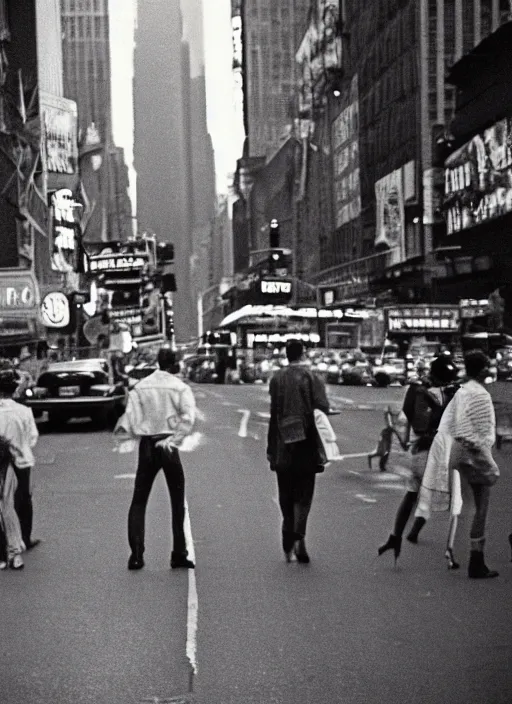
<box><xmin>403</xmin><ymin>382</ymin><xmax>459</xmax><ymax>437</ymax></box>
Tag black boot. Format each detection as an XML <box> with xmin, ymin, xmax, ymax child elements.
<box><xmin>468</xmin><ymin>550</ymin><xmax>499</xmax><ymax>579</ymax></box>
<box><xmin>407</xmin><ymin>517</ymin><xmax>426</xmax><ymax>544</ymax></box>
<box><xmin>378</xmin><ymin>534</ymin><xmax>402</xmax><ymax>563</ymax></box>
<box><xmin>128</xmin><ymin>541</ymin><xmax>144</xmax><ymax>570</ymax></box>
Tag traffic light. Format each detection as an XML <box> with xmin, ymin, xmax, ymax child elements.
<box><xmin>156</xmin><ymin>242</ymin><xmax>175</xmax><ymax>264</ymax></box>
<box><xmin>269</xmin><ymin>219</ymin><xmax>280</xmax><ymax>249</ymax></box>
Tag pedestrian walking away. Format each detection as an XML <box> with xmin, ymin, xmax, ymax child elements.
<box><xmin>114</xmin><ymin>346</ymin><xmax>197</xmax><ymax>571</ymax></box>
<box><xmin>267</xmin><ymin>339</ymin><xmax>330</xmax><ymax>564</ymax></box>
<box><xmin>415</xmin><ymin>350</ymin><xmax>500</xmax><ymax>579</ymax></box>
<box><xmin>378</xmin><ymin>354</ymin><xmax>460</xmax><ymax>565</ymax></box>
<box><xmin>0</xmin><ymin>434</ymin><xmax>25</xmax><ymax>570</ymax></box>
<box><xmin>0</xmin><ymin>362</ymin><xmax>40</xmax><ymax>554</ymax></box>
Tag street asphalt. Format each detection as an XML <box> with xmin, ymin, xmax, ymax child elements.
<box><xmin>2</xmin><ymin>380</ymin><xmax>511</xmax><ymax>704</ymax></box>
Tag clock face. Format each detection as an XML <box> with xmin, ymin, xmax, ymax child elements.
<box><xmin>41</xmin><ymin>292</ymin><xmax>70</xmax><ymax>328</ymax></box>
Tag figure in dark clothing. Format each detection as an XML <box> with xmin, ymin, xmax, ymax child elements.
<box><xmin>267</xmin><ymin>339</ymin><xmax>330</xmax><ymax>563</ymax></box>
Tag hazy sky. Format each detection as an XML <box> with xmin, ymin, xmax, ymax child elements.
<box><xmin>199</xmin><ymin>0</ymin><xmax>245</xmax><ymax>193</ymax></box>
<box><xmin>109</xmin><ymin>0</ymin><xmax>244</xmax><ymax>204</ymax></box>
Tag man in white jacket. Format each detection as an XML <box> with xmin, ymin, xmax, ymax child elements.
<box><xmin>114</xmin><ymin>347</ymin><xmax>196</xmax><ymax>570</ymax></box>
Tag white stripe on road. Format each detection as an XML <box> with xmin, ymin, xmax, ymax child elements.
<box><xmin>331</xmin><ymin>451</ymin><xmax>372</xmax><ymax>461</ymax></box>
<box><xmin>355</xmin><ymin>493</ymin><xmax>377</xmax><ymax>503</ymax></box>
<box><xmin>256</xmin><ymin>411</ymin><xmax>271</xmax><ymax>419</ymax></box>
<box><xmin>237</xmin><ymin>409</ymin><xmax>251</xmax><ymax>437</ymax></box>
<box><xmin>114</xmin><ymin>473</ymin><xmax>136</xmax><ymax>479</ymax></box>
<box><xmin>184</xmin><ymin>498</ymin><xmax>198</xmax><ymax>679</ymax></box>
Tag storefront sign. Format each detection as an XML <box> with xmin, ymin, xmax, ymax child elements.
<box><xmin>375</xmin><ymin>168</ymin><xmax>405</xmax><ymax>265</ymax></box>
<box><xmin>260</xmin><ymin>280</ymin><xmax>292</xmax><ymax>295</ymax></box>
<box><xmin>40</xmin><ymin>92</ymin><xmax>79</xmax><ymax>175</ymax></box>
<box><xmin>460</xmin><ymin>299</ymin><xmax>490</xmax><ymax>319</ymax></box>
<box><xmin>386</xmin><ymin>306</ymin><xmax>460</xmax><ymax>333</ymax></box>
<box><xmin>0</xmin><ymin>319</ymin><xmax>35</xmax><ymax>338</ymax></box>
<box><xmin>332</xmin><ymin>75</ymin><xmax>361</xmax><ymax>228</ymax></box>
<box><xmin>50</xmin><ymin>189</ymin><xmax>78</xmax><ymax>272</ymax></box>
<box><xmin>0</xmin><ymin>272</ymin><xmax>38</xmax><ymax>312</ymax></box>
<box><xmin>86</xmin><ymin>241</ymin><xmax>149</xmax><ymax>275</ymax></box>
<box><xmin>444</xmin><ymin>116</ymin><xmax>512</xmax><ymax>234</ymax></box>
<box><xmin>40</xmin><ymin>291</ymin><xmax>70</xmax><ymax>328</ymax></box>
<box><xmin>89</xmin><ymin>254</ymin><xmax>147</xmax><ymax>273</ymax></box>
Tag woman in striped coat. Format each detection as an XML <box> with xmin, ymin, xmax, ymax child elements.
<box><xmin>415</xmin><ymin>350</ymin><xmax>499</xmax><ymax>579</ymax></box>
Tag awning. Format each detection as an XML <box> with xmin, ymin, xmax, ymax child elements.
<box><xmin>219</xmin><ymin>305</ymin><xmax>319</xmax><ymax>327</ymax></box>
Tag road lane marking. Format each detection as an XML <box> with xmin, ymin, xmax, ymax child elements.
<box><xmin>331</xmin><ymin>451</ymin><xmax>372</xmax><ymax>461</ymax></box>
<box><xmin>184</xmin><ymin>498</ymin><xmax>198</xmax><ymax>683</ymax></box>
<box><xmin>114</xmin><ymin>473</ymin><xmax>136</xmax><ymax>479</ymax></box>
<box><xmin>355</xmin><ymin>493</ymin><xmax>377</xmax><ymax>503</ymax></box>
<box><xmin>237</xmin><ymin>409</ymin><xmax>251</xmax><ymax>437</ymax></box>
<box><xmin>257</xmin><ymin>411</ymin><xmax>271</xmax><ymax>419</ymax></box>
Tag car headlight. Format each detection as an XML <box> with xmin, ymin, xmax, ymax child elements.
<box><xmin>24</xmin><ymin>388</ymin><xmax>33</xmax><ymax>397</ymax></box>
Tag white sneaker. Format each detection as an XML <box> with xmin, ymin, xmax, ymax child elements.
<box><xmin>0</xmin><ymin>561</ymin><xmax>7</xmax><ymax>570</ymax></box>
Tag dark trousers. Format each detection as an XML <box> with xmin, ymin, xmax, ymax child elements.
<box><xmin>13</xmin><ymin>466</ymin><xmax>33</xmax><ymax>546</ymax></box>
<box><xmin>128</xmin><ymin>436</ymin><xmax>187</xmax><ymax>558</ymax></box>
<box><xmin>276</xmin><ymin>471</ymin><xmax>316</xmax><ymax>552</ymax></box>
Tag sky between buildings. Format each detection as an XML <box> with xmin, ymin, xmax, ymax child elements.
<box><xmin>108</xmin><ymin>0</ymin><xmax>244</xmax><ymax>214</ymax></box>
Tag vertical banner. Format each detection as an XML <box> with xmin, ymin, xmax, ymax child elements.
<box><xmin>375</xmin><ymin>168</ymin><xmax>405</xmax><ymax>266</ymax></box>
<box><xmin>332</xmin><ymin>74</ymin><xmax>361</xmax><ymax>228</ymax></box>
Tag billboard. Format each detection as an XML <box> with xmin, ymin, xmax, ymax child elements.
<box><xmin>444</xmin><ymin>116</ymin><xmax>512</xmax><ymax>235</ymax></box>
<box><xmin>375</xmin><ymin>168</ymin><xmax>405</xmax><ymax>266</ymax></box>
<box><xmin>332</xmin><ymin>75</ymin><xmax>361</xmax><ymax>228</ymax></box>
<box><xmin>85</xmin><ymin>241</ymin><xmax>149</xmax><ymax>275</ymax></box>
<box><xmin>40</xmin><ymin>92</ymin><xmax>79</xmax><ymax>175</ymax></box>
<box><xmin>386</xmin><ymin>306</ymin><xmax>460</xmax><ymax>334</ymax></box>
<box><xmin>50</xmin><ymin>189</ymin><xmax>79</xmax><ymax>272</ymax></box>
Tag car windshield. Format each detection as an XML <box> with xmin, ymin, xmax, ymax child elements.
<box><xmin>45</xmin><ymin>360</ymin><xmax>109</xmax><ymax>375</ymax></box>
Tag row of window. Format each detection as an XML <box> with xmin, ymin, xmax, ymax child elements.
<box><xmin>62</xmin><ymin>15</ymin><xmax>107</xmax><ymax>40</ymax></box>
<box><xmin>61</xmin><ymin>0</ymin><xmax>105</xmax><ymax>12</ymax></box>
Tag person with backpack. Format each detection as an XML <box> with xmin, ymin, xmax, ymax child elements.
<box><xmin>267</xmin><ymin>339</ymin><xmax>330</xmax><ymax>564</ymax></box>
<box><xmin>378</xmin><ymin>355</ymin><xmax>460</xmax><ymax>564</ymax></box>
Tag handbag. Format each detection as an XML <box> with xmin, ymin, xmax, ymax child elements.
<box><xmin>450</xmin><ymin>440</ymin><xmax>500</xmax><ymax>486</ymax></box>
<box><xmin>314</xmin><ymin>409</ymin><xmax>340</xmax><ymax>463</ymax></box>
<box><xmin>278</xmin><ymin>415</ymin><xmax>307</xmax><ymax>444</ymax></box>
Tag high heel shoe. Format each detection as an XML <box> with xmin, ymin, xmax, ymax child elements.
<box><xmin>8</xmin><ymin>555</ymin><xmax>24</xmax><ymax>570</ymax></box>
<box><xmin>378</xmin><ymin>534</ymin><xmax>401</xmax><ymax>563</ymax></box>
<box><xmin>445</xmin><ymin>547</ymin><xmax>460</xmax><ymax>570</ymax></box>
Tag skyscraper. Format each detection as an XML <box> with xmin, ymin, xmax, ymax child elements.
<box><xmin>134</xmin><ymin>0</ymin><xmax>195</xmax><ymax>341</ymax></box>
<box><xmin>242</xmin><ymin>0</ymin><xmax>309</xmax><ymax>159</ymax></box>
<box><xmin>60</xmin><ymin>0</ymin><xmax>132</xmax><ymax>242</ymax></box>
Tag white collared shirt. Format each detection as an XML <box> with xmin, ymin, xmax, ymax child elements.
<box><xmin>0</xmin><ymin>398</ymin><xmax>38</xmax><ymax>468</ymax></box>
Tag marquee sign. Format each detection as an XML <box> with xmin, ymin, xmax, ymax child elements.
<box><xmin>386</xmin><ymin>306</ymin><xmax>460</xmax><ymax>333</ymax></box>
<box><xmin>444</xmin><ymin>115</ymin><xmax>512</xmax><ymax>234</ymax></box>
<box><xmin>0</xmin><ymin>272</ymin><xmax>39</xmax><ymax>313</ymax></box>
<box><xmin>86</xmin><ymin>241</ymin><xmax>149</xmax><ymax>275</ymax></box>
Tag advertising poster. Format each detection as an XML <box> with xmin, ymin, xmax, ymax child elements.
<box><xmin>332</xmin><ymin>75</ymin><xmax>361</xmax><ymax>228</ymax></box>
<box><xmin>40</xmin><ymin>92</ymin><xmax>79</xmax><ymax>175</ymax></box>
<box><xmin>375</xmin><ymin>167</ymin><xmax>405</xmax><ymax>266</ymax></box>
<box><xmin>444</xmin><ymin>116</ymin><xmax>512</xmax><ymax>234</ymax></box>
<box><xmin>50</xmin><ymin>189</ymin><xmax>78</xmax><ymax>273</ymax></box>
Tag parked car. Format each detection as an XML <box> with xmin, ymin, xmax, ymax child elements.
<box><xmin>340</xmin><ymin>356</ymin><xmax>373</xmax><ymax>386</ymax></box>
<box><xmin>372</xmin><ymin>356</ymin><xmax>406</xmax><ymax>387</ymax></box>
<box><xmin>496</xmin><ymin>348</ymin><xmax>512</xmax><ymax>381</ymax></box>
<box><xmin>19</xmin><ymin>358</ymin><xmax>127</xmax><ymax>428</ymax></box>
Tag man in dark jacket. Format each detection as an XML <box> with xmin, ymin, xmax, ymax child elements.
<box><xmin>267</xmin><ymin>339</ymin><xmax>330</xmax><ymax>563</ymax></box>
